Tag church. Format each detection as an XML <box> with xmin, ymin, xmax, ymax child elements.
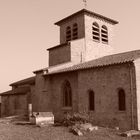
<box><xmin>1</xmin><ymin>9</ymin><xmax>140</xmax><ymax>130</ymax></box>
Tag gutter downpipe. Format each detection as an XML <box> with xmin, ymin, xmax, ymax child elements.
<box><xmin>84</xmin><ymin>13</ymin><xmax>86</xmax><ymax>62</ymax></box>
<box><xmin>129</xmin><ymin>63</ymin><xmax>134</xmax><ymax>130</ymax></box>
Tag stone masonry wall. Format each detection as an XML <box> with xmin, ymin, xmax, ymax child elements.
<box><xmin>49</xmin><ymin>44</ymin><xmax>71</xmax><ymax>66</ymax></box>
<box><xmin>1</xmin><ymin>94</ymin><xmax>28</xmax><ymax>117</ymax></box>
<box><xmin>49</xmin><ymin>72</ymin><xmax>78</xmax><ymax>121</ymax></box>
<box><xmin>84</xmin><ymin>14</ymin><xmax>115</xmax><ymax>61</ymax></box>
<box><xmin>70</xmin><ymin>38</ymin><xmax>86</xmax><ymax>63</ymax></box>
<box><xmin>134</xmin><ymin>58</ymin><xmax>140</xmax><ymax>130</ymax></box>
<box><xmin>33</xmin><ymin>63</ymin><xmax>137</xmax><ymax>130</ymax></box>
<box><xmin>78</xmin><ymin>63</ymin><xmax>135</xmax><ymax>130</ymax></box>
<box><xmin>33</xmin><ymin>72</ymin><xmax>52</xmax><ymax>112</ymax></box>
<box><xmin>59</xmin><ymin>13</ymin><xmax>85</xmax><ymax>44</ymax></box>
<box><xmin>48</xmin><ymin>38</ymin><xmax>86</xmax><ymax>71</ymax></box>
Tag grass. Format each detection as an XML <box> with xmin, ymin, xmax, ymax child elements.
<box><xmin>0</xmin><ymin>121</ymin><xmax>140</xmax><ymax>140</ymax></box>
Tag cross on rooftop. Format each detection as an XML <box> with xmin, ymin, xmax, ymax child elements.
<box><xmin>83</xmin><ymin>0</ymin><xmax>87</xmax><ymax>9</ymax></box>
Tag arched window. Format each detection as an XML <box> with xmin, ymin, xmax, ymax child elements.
<box><xmin>88</xmin><ymin>90</ymin><xmax>95</xmax><ymax>111</ymax></box>
<box><xmin>72</xmin><ymin>23</ymin><xmax>78</xmax><ymax>40</ymax></box>
<box><xmin>101</xmin><ymin>25</ymin><xmax>108</xmax><ymax>43</ymax></box>
<box><xmin>66</xmin><ymin>26</ymin><xmax>71</xmax><ymax>41</ymax></box>
<box><xmin>62</xmin><ymin>80</ymin><xmax>72</xmax><ymax>107</ymax></box>
<box><xmin>92</xmin><ymin>22</ymin><xmax>100</xmax><ymax>41</ymax></box>
<box><xmin>118</xmin><ymin>89</ymin><xmax>126</xmax><ymax>111</ymax></box>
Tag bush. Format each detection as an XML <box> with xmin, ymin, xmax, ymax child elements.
<box><xmin>63</xmin><ymin>112</ymin><xmax>90</xmax><ymax>126</ymax></box>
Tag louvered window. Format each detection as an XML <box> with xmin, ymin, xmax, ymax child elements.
<box><xmin>66</xmin><ymin>26</ymin><xmax>71</xmax><ymax>41</ymax></box>
<box><xmin>72</xmin><ymin>23</ymin><xmax>78</xmax><ymax>40</ymax></box>
<box><xmin>92</xmin><ymin>22</ymin><xmax>100</xmax><ymax>41</ymax></box>
<box><xmin>101</xmin><ymin>25</ymin><xmax>108</xmax><ymax>43</ymax></box>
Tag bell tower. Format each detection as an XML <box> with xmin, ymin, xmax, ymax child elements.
<box><xmin>47</xmin><ymin>9</ymin><xmax>118</xmax><ymax>71</ymax></box>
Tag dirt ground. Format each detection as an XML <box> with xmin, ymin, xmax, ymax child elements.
<box><xmin>0</xmin><ymin>120</ymin><xmax>140</xmax><ymax>140</ymax></box>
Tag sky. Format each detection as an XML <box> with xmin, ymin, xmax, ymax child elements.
<box><xmin>0</xmin><ymin>0</ymin><xmax>140</xmax><ymax>92</ymax></box>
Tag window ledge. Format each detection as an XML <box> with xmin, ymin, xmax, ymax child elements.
<box><xmin>102</xmin><ymin>41</ymin><xmax>109</xmax><ymax>45</ymax></box>
<box><xmin>88</xmin><ymin>110</ymin><xmax>95</xmax><ymax>113</ymax></box>
<box><xmin>118</xmin><ymin>110</ymin><xmax>126</xmax><ymax>113</ymax></box>
<box><xmin>93</xmin><ymin>39</ymin><xmax>100</xmax><ymax>43</ymax></box>
<box><xmin>62</xmin><ymin>107</ymin><xmax>72</xmax><ymax>111</ymax></box>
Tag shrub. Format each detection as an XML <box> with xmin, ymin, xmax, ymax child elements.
<box><xmin>63</xmin><ymin>112</ymin><xmax>90</xmax><ymax>126</ymax></box>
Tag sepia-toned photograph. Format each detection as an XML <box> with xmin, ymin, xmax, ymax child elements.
<box><xmin>0</xmin><ymin>0</ymin><xmax>140</xmax><ymax>139</ymax></box>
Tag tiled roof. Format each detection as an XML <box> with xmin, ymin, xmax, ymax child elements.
<box><xmin>45</xmin><ymin>50</ymin><xmax>140</xmax><ymax>75</ymax></box>
<box><xmin>10</xmin><ymin>76</ymin><xmax>35</xmax><ymax>86</ymax></box>
<box><xmin>0</xmin><ymin>86</ymin><xmax>30</xmax><ymax>96</ymax></box>
<box><xmin>55</xmin><ymin>9</ymin><xmax>118</xmax><ymax>26</ymax></box>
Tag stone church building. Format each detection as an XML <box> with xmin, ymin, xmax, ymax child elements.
<box><xmin>1</xmin><ymin>9</ymin><xmax>140</xmax><ymax>130</ymax></box>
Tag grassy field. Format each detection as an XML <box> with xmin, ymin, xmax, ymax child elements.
<box><xmin>0</xmin><ymin>121</ymin><xmax>140</xmax><ymax>140</ymax></box>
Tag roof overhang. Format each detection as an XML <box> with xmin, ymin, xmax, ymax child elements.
<box><xmin>55</xmin><ymin>9</ymin><xmax>118</xmax><ymax>26</ymax></box>
<box><xmin>47</xmin><ymin>42</ymin><xmax>70</xmax><ymax>51</ymax></box>
<box><xmin>43</xmin><ymin>50</ymin><xmax>140</xmax><ymax>76</ymax></box>
<box><xmin>10</xmin><ymin>77</ymin><xmax>35</xmax><ymax>87</ymax></box>
<box><xmin>0</xmin><ymin>86</ymin><xmax>30</xmax><ymax>96</ymax></box>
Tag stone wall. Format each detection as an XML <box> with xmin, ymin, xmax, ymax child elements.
<box><xmin>48</xmin><ymin>38</ymin><xmax>86</xmax><ymax>70</ymax></box>
<box><xmin>134</xmin><ymin>58</ymin><xmax>140</xmax><ymax>130</ymax></box>
<box><xmin>49</xmin><ymin>44</ymin><xmax>71</xmax><ymax>66</ymax></box>
<box><xmin>34</xmin><ymin>72</ymin><xmax>79</xmax><ymax>121</ymax></box>
<box><xmin>78</xmin><ymin>63</ymin><xmax>135</xmax><ymax>130</ymax></box>
<box><xmin>50</xmin><ymin>72</ymin><xmax>78</xmax><ymax>120</ymax></box>
<box><xmin>34</xmin><ymin>63</ymin><xmax>136</xmax><ymax>130</ymax></box>
<box><xmin>33</xmin><ymin>72</ymin><xmax>52</xmax><ymax>112</ymax></box>
<box><xmin>84</xmin><ymin>14</ymin><xmax>115</xmax><ymax>61</ymax></box>
<box><xmin>59</xmin><ymin>13</ymin><xmax>85</xmax><ymax>44</ymax></box>
<box><xmin>1</xmin><ymin>94</ymin><xmax>28</xmax><ymax>117</ymax></box>
<box><xmin>70</xmin><ymin>38</ymin><xmax>86</xmax><ymax>63</ymax></box>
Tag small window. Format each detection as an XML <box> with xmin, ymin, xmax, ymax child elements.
<box><xmin>92</xmin><ymin>22</ymin><xmax>100</xmax><ymax>41</ymax></box>
<box><xmin>118</xmin><ymin>89</ymin><xmax>126</xmax><ymax>111</ymax></box>
<box><xmin>72</xmin><ymin>23</ymin><xmax>78</xmax><ymax>40</ymax></box>
<box><xmin>101</xmin><ymin>25</ymin><xmax>108</xmax><ymax>43</ymax></box>
<box><xmin>66</xmin><ymin>26</ymin><xmax>71</xmax><ymax>41</ymax></box>
<box><xmin>62</xmin><ymin>81</ymin><xmax>72</xmax><ymax>107</ymax></box>
<box><xmin>89</xmin><ymin>90</ymin><xmax>95</xmax><ymax>111</ymax></box>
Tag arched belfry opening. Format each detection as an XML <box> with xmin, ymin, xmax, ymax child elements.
<box><xmin>92</xmin><ymin>22</ymin><xmax>100</xmax><ymax>41</ymax></box>
<box><xmin>101</xmin><ymin>25</ymin><xmax>108</xmax><ymax>43</ymax></box>
<box><xmin>66</xmin><ymin>26</ymin><xmax>71</xmax><ymax>41</ymax></box>
<box><xmin>72</xmin><ymin>23</ymin><xmax>78</xmax><ymax>40</ymax></box>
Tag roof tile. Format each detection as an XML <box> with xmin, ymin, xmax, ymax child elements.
<box><xmin>0</xmin><ymin>86</ymin><xmax>30</xmax><ymax>96</ymax></box>
<box><xmin>45</xmin><ymin>50</ymin><xmax>140</xmax><ymax>75</ymax></box>
<box><xmin>10</xmin><ymin>76</ymin><xmax>35</xmax><ymax>86</ymax></box>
